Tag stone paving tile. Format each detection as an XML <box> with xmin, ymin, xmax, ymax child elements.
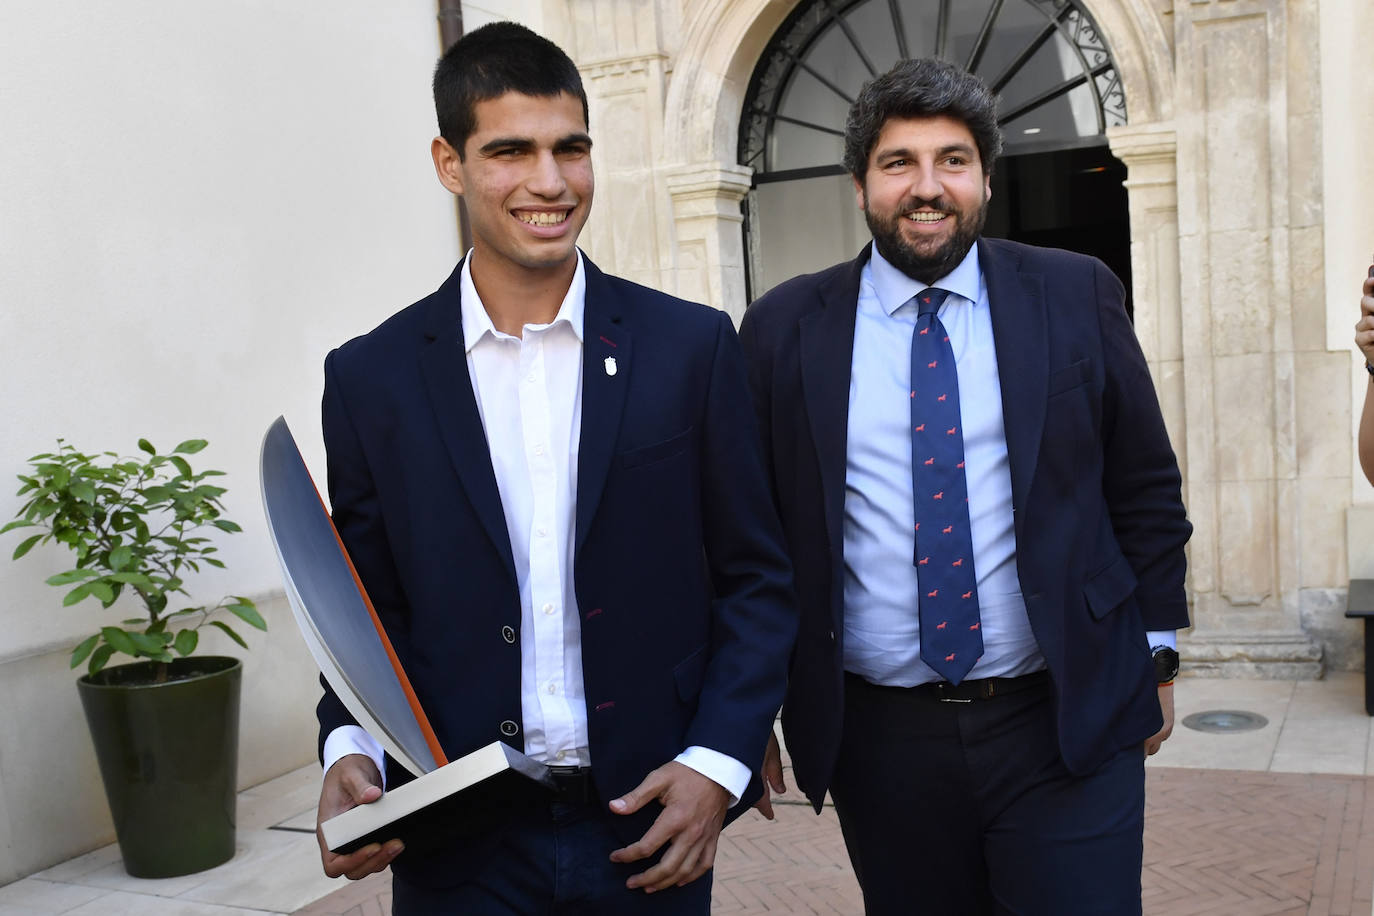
<box><xmin>294</xmin><ymin>768</ymin><xmax>1374</xmax><ymax>915</ymax></box>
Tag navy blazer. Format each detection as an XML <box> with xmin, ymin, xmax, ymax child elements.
<box><xmin>738</xmin><ymin>238</ymin><xmax>1191</xmax><ymax>812</ymax></box>
<box><xmin>317</xmin><ymin>256</ymin><xmax>796</xmax><ymax>884</ymax></box>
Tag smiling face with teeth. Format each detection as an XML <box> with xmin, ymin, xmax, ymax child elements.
<box><xmin>854</xmin><ymin>113</ymin><xmax>991</xmax><ymax>285</ymax></box>
<box><xmin>431</xmin><ymin>90</ymin><xmax>593</xmax><ymax>295</ymax></box>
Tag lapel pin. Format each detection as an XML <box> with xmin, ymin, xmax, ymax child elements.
<box><xmin>604</xmin><ymin>356</ymin><xmax>617</xmax><ymax>377</ymax></box>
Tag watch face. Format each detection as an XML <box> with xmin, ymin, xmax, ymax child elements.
<box><xmin>1152</xmin><ymin>647</ymin><xmax>1180</xmax><ymax>683</ymax></box>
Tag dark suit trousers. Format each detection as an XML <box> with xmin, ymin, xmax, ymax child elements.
<box><xmin>390</xmin><ymin>796</ymin><xmax>712</xmax><ymax>916</ymax></box>
<box><xmin>830</xmin><ymin>674</ymin><xmax>1144</xmax><ymax>916</ymax></box>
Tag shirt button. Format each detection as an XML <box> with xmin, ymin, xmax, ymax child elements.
<box><xmin>533</xmin><ymin>444</ymin><xmax>544</xmax><ymax>456</ymax></box>
<box><xmin>536</xmin><ymin>527</ymin><xmax>547</xmax><ymax>538</ymax></box>
<box><xmin>555</xmin><ymin>750</ymin><xmax>565</xmax><ymax>761</ymax></box>
<box><xmin>543</xmin><ymin>603</ymin><xmax>555</xmax><ymax>616</ymax></box>
<box><xmin>501</xmin><ymin>625</ymin><xmax>515</xmax><ymax>643</ymax></box>
<box><xmin>526</xmin><ymin>373</ymin><xmax>536</xmax><ymax>383</ymax></box>
<box><xmin>547</xmin><ymin>683</ymin><xmax>557</xmax><ymax>695</ymax></box>
<box><xmin>500</xmin><ymin>720</ymin><xmax>519</xmax><ymax>736</ymax></box>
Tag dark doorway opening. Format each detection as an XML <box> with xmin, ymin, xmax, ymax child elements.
<box><xmin>984</xmin><ymin>143</ymin><xmax>1132</xmax><ymax>315</ymax></box>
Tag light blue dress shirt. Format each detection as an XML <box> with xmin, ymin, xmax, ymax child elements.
<box><xmin>843</xmin><ymin>245</ymin><xmax>1044</xmax><ymax>686</ymax></box>
<box><xmin>842</xmin><ymin>245</ymin><xmax>1173</xmax><ymax>687</ymax></box>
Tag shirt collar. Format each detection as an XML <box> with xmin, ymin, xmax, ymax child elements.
<box><xmin>459</xmin><ymin>248</ymin><xmax>586</xmax><ymax>352</ymax></box>
<box><xmin>869</xmin><ymin>241</ymin><xmax>984</xmax><ymax>316</ymax></box>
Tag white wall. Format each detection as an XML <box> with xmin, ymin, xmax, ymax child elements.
<box><xmin>0</xmin><ymin>1</ymin><xmax>459</xmax><ymax>880</ymax></box>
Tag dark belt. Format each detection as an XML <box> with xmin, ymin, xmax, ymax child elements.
<box><xmin>547</xmin><ymin>765</ymin><xmax>597</xmax><ymax>805</ymax></box>
<box><xmin>849</xmin><ymin>668</ymin><xmax>1050</xmax><ymax>703</ymax></box>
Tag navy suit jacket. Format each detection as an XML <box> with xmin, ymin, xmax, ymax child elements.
<box><xmin>738</xmin><ymin>238</ymin><xmax>1191</xmax><ymax>811</ymax></box>
<box><xmin>317</xmin><ymin>256</ymin><xmax>796</xmax><ymax>884</ymax></box>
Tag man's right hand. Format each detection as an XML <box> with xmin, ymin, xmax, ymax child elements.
<box><xmin>317</xmin><ymin>753</ymin><xmax>403</xmax><ymax>879</ymax></box>
<box><xmin>752</xmin><ymin>731</ymin><xmax>787</xmax><ymax>820</ymax></box>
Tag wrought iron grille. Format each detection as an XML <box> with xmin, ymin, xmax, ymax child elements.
<box><xmin>739</xmin><ymin>0</ymin><xmax>1126</xmax><ymax>182</ymax></box>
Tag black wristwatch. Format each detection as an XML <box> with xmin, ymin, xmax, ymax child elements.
<box><xmin>1151</xmin><ymin>645</ymin><xmax>1180</xmax><ymax>685</ymax></box>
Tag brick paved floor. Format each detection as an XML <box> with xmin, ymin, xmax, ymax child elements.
<box><xmin>294</xmin><ymin>768</ymin><xmax>1374</xmax><ymax>915</ymax></box>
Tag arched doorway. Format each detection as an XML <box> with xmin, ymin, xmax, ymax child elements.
<box><xmin>738</xmin><ymin>0</ymin><xmax>1132</xmax><ymax>304</ymax></box>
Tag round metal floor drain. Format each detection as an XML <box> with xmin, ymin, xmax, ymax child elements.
<box><xmin>1181</xmin><ymin>709</ymin><xmax>1269</xmax><ymax>733</ymax></box>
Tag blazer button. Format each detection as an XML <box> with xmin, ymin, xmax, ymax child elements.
<box><xmin>500</xmin><ymin>720</ymin><xmax>519</xmax><ymax>737</ymax></box>
<box><xmin>501</xmin><ymin>625</ymin><xmax>515</xmax><ymax>644</ymax></box>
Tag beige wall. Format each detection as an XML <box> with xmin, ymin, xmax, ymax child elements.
<box><xmin>0</xmin><ymin>2</ymin><xmax>459</xmax><ymax>881</ymax></box>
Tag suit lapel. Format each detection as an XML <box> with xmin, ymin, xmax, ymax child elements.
<box><xmin>417</xmin><ymin>261</ymin><xmax>517</xmax><ymax>582</ymax></box>
<box><xmin>980</xmin><ymin>239</ymin><xmax>1048</xmax><ymax>513</ymax></box>
<box><xmin>576</xmin><ymin>259</ymin><xmax>632</xmax><ymax>551</ymax></box>
<box><xmin>799</xmin><ymin>247</ymin><xmax>868</xmax><ymax>579</ymax></box>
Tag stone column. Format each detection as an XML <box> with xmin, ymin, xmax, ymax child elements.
<box><xmin>1108</xmin><ymin>122</ymin><xmax>1185</xmax><ymax>452</ymax></box>
<box><xmin>665</xmin><ymin>164</ymin><xmax>752</xmax><ymax>322</ymax></box>
<box><xmin>1168</xmin><ymin>0</ymin><xmax>1322</xmax><ymax>676</ymax></box>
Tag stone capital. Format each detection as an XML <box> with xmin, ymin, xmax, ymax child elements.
<box><xmin>666</xmin><ymin>163</ymin><xmax>754</xmax><ymax>223</ymax></box>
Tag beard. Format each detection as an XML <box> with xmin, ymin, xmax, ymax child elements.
<box><xmin>864</xmin><ymin>194</ymin><xmax>988</xmax><ymax>286</ymax></box>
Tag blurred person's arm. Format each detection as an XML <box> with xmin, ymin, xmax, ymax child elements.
<box><xmin>1356</xmin><ymin>264</ymin><xmax>1374</xmax><ymax>484</ymax></box>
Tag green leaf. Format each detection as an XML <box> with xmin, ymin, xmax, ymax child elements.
<box><xmin>129</xmin><ymin>632</ymin><xmax>169</xmax><ymax>655</ymax></box>
<box><xmin>69</xmin><ymin>634</ymin><xmax>100</xmax><ymax>669</ymax></box>
<box><xmin>137</xmin><ymin>439</ymin><xmax>156</xmax><ymax>455</ymax></box>
<box><xmin>0</xmin><ymin>519</ymin><xmax>36</xmax><ymax>534</ymax></box>
<box><xmin>211</xmin><ymin>519</ymin><xmax>242</xmax><ymax>533</ymax></box>
<box><xmin>88</xmin><ymin>644</ymin><xmax>115</xmax><ymax>675</ymax></box>
<box><xmin>108</xmin><ymin>545</ymin><xmax>132</xmax><ymax>571</ymax></box>
<box><xmin>100</xmin><ymin>627</ymin><xmax>138</xmax><ymax>656</ymax></box>
<box><xmin>62</xmin><ymin>584</ymin><xmax>92</xmax><ymax>606</ymax></box>
<box><xmin>68</xmin><ymin>481</ymin><xmax>96</xmax><ymax>503</ymax></box>
<box><xmin>46</xmin><ymin>568</ymin><xmax>98</xmax><ymax>586</ymax></box>
<box><xmin>169</xmin><ymin>456</ymin><xmax>193</xmax><ymax>478</ymax></box>
<box><xmin>226</xmin><ymin>600</ymin><xmax>266</xmax><ymax>631</ymax></box>
<box><xmin>173</xmin><ymin>440</ymin><xmax>208</xmax><ymax>455</ymax></box>
<box><xmin>108</xmin><ymin>571</ymin><xmax>152</xmax><ymax>586</ymax></box>
<box><xmin>203</xmin><ymin>558</ymin><xmax>225</xmax><ymax>569</ymax></box>
<box><xmin>88</xmin><ymin>581</ymin><xmax>115</xmax><ymax>605</ymax></box>
<box><xmin>173</xmin><ymin>629</ymin><xmax>198</xmax><ymax>656</ymax></box>
<box><xmin>12</xmin><ymin>534</ymin><xmax>43</xmax><ymax>560</ymax></box>
<box><xmin>208</xmin><ymin>620</ymin><xmax>248</xmax><ymax>649</ymax></box>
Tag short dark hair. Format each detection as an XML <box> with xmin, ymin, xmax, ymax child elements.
<box><xmin>433</xmin><ymin>21</ymin><xmax>589</xmax><ymax>156</ymax></box>
<box><xmin>842</xmin><ymin>58</ymin><xmax>1003</xmax><ymax>179</ymax></box>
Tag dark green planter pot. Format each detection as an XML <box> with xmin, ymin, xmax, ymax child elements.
<box><xmin>76</xmin><ymin>656</ymin><xmax>242</xmax><ymax>878</ymax></box>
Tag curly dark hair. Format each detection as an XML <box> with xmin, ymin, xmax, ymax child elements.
<box><xmin>842</xmin><ymin>58</ymin><xmax>1003</xmax><ymax>180</ymax></box>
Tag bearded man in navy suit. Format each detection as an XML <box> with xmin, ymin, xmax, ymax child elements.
<box><xmin>740</xmin><ymin>59</ymin><xmax>1190</xmax><ymax>915</ymax></box>
<box><xmin>310</xmin><ymin>22</ymin><xmax>795</xmax><ymax>915</ymax></box>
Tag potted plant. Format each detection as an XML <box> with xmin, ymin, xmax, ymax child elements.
<box><xmin>2</xmin><ymin>437</ymin><xmax>266</xmax><ymax>878</ymax></box>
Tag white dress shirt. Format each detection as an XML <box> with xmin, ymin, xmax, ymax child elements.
<box><xmin>325</xmin><ymin>250</ymin><xmax>750</xmax><ymax>802</ymax></box>
<box><xmin>841</xmin><ymin>244</ymin><xmax>1172</xmax><ymax>686</ymax></box>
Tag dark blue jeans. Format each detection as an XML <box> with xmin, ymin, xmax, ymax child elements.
<box><xmin>831</xmin><ymin>673</ymin><xmax>1146</xmax><ymax>916</ymax></box>
<box><xmin>390</xmin><ymin>798</ymin><xmax>713</xmax><ymax>915</ymax></box>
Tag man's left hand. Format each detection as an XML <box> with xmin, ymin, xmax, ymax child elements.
<box><xmin>608</xmin><ymin>761</ymin><xmax>730</xmax><ymax>892</ymax></box>
<box><xmin>1145</xmin><ymin>682</ymin><xmax>1175</xmax><ymax>756</ymax></box>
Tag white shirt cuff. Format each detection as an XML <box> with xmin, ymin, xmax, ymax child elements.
<box><xmin>323</xmin><ymin>725</ymin><xmax>387</xmax><ymax>791</ymax></box>
<box><xmin>674</xmin><ymin>745</ymin><xmax>752</xmax><ymax>807</ymax></box>
<box><xmin>1146</xmin><ymin>630</ymin><xmax>1177</xmax><ymax>650</ymax></box>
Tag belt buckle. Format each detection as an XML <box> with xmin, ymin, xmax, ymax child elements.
<box><xmin>933</xmin><ymin>682</ymin><xmax>973</xmax><ymax>703</ymax></box>
<box><xmin>547</xmin><ymin>765</ymin><xmax>592</xmax><ymax>804</ymax></box>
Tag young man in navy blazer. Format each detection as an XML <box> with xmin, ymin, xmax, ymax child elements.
<box><xmin>740</xmin><ymin>59</ymin><xmax>1190</xmax><ymax>915</ymax></box>
<box><xmin>311</xmin><ymin>22</ymin><xmax>795</xmax><ymax>914</ymax></box>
